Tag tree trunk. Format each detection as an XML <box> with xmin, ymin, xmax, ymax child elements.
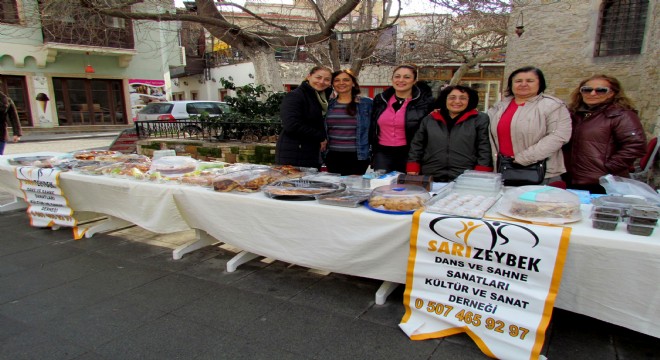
<box><xmin>243</xmin><ymin>47</ymin><xmax>285</xmax><ymax>91</ymax></box>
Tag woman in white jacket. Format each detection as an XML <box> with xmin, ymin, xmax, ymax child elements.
<box><xmin>488</xmin><ymin>66</ymin><xmax>572</xmax><ymax>184</ymax></box>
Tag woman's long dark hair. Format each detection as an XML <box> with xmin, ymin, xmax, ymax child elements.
<box><xmin>331</xmin><ymin>69</ymin><xmax>361</xmax><ymax>116</ymax></box>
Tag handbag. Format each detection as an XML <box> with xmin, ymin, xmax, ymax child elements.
<box><xmin>498</xmin><ymin>154</ymin><xmax>546</xmax><ymax>186</ymax></box>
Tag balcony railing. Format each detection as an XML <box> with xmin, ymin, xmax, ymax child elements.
<box><xmin>135</xmin><ymin>120</ymin><xmax>282</xmax><ymax>142</ymax></box>
<box><xmin>41</xmin><ymin>15</ymin><xmax>134</xmax><ymax>49</ymax></box>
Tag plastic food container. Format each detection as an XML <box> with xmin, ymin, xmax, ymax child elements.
<box><xmin>150</xmin><ymin>156</ymin><xmax>198</xmax><ymax>177</ymax></box>
<box><xmin>425</xmin><ymin>183</ymin><xmax>500</xmax><ymax>218</ymax></box>
<box><xmin>367</xmin><ymin>184</ymin><xmax>431</xmax><ymax>214</ymax></box>
<box><xmin>591</xmin><ymin>196</ymin><xmax>649</xmax><ymax>216</ymax></box>
<box><xmin>213</xmin><ymin>168</ymin><xmax>285</xmax><ymax>192</ymax></box>
<box><xmin>628</xmin><ymin>205</ymin><xmax>660</xmax><ymax>219</ymax></box>
<box><xmin>592</xmin><ymin>219</ymin><xmax>619</xmax><ymax>231</ymax></box>
<box><xmin>263</xmin><ymin>180</ymin><xmax>344</xmax><ymax>200</ymax></box>
<box><xmin>497</xmin><ymin>185</ymin><xmax>581</xmax><ymax>223</ymax></box>
<box><xmin>316</xmin><ymin>189</ymin><xmax>370</xmax><ymax>207</ymax></box>
<box><xmin>626</xmin><ymin>222</ymin><xmax>655</xmax><ymax>236</ymax></box>
<box><xmin>453</xmin><ymin>170</ymin><xmax>503</xmax><ymax>195</ymax></box>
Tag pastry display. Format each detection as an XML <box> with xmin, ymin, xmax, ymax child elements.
<box><xmin>425</xmin><ymin>188</ymin><xmax>499</xmax><ymax>218</ymax></box>
<box><xmin>317</xmin><ymin>189</ymin><xmax>371</xmax><ymax>208</ymax></box>
<box><xmin>7</xmin><ymin>155</ymin><xmax>58</xmax><ymax>168</ymax></box>
<box><xmin>72</xmin><ymin>150</ymin><xmax>121</xmax><ymax>161</ymax></box>
<box><xmin>263</xmin><ymin>180</ymin><xmax>343</xmax><ymax>199</ymax></box>
<box><xmin>213</xmin><ymin>168</ymin><xmax>285</xmax><ymax>192</ymax></box>
<box><xmin>367</xmin><ymin>184</ymin><xmax>431</xmax><ymax>213</ymax></box>
<box><xmin>150</xmin><ymin>156</ymin><xmax>198</xmax><ymax>176</ymax></box>
<box><xmin>498</xmin><ymin>185</ymin><xmax>581</xmax><ymax>223</ymax></box>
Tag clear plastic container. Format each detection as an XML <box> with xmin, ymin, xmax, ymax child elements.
<box><xmin>628</xmin><ymin>205</ymin><xmax>660</xmax><ymax>219</ymax></box>
<box><xmin>150</xmin><ymin>156</ymin><xmax>198</xmax><ymax>176</ymax></box>
<box><xmin>317</xmin><ymin>189</ymin><xmax>370</xmax><ymax>207</ymax></box>
<box><xmin>591</xmin><ymin>196</ymin><xmax>649</xmax><ymax>216</ymax></box>
<box><xmin>626</xmin><ymin>222</ymin><xmax>655</xmax><ymax>236</ymax></box>
<box><xmin>498</xmin><ymin>185</ymin><xmax>581</xmax><ymax>223</ymax></box>
<box><xmin>367</xmin><ymin>184</ymin><xmax>431</xmax><ymax>213</ymax></box>
<box><xmin>592</xmin><ymin>219</ymin><xmax>618</xmax><ymax>231</ymax></box>
<box><xmin>425</xmin><ymin>183</ymin><xmax>500</xmax><ymax>218</ymax></box>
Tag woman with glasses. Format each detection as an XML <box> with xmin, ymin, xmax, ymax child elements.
<box><xmin>488</xmin><ymin>66</ymin><xmax>572</xmax><ymax>185</ymax></box>
<box><xmin>276</xmin><ymin>66</ymin><xmax>333</xmax><ymax>169</ymax></box>
<box><xmin>407</xmin><ymin>85</ymin><xmax>492</xmax><ymax>181</ymax></box>
<box><xmin>563</xmin><ymin>74</ymin><xmax>646</xmax><ymax>193</ymax></box>
<box><xmin>370</xmin><ymin>64</ymin><xmax>434</xmax><ymax>173</ymax></box>
<box><xmin>324</xmin><ymin>69</ymin><xmax>373</xmax><ymax>175</ymax></box>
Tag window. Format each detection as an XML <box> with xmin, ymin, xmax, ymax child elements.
<box><xmin>0</xmin><ymin>0</ymin><xmax>19</xmax><ymax>24</ymax></box>
<box><xmin>595</xmin><ymin>0</ymin><xmax>649</xmax><ymax>57</ymax></box>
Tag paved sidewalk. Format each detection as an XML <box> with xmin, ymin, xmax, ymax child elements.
<box><xmin>0</xmin><ymin>208</ymin><xmax>659</xmax><ymax>360</ymax></box>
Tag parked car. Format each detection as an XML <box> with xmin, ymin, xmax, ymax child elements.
<box><xmin>136</xmin><ymin>100</ymin><xmax>230</xmax><ymax>121</ymax></box>
<box><xmin>136</xmin><ymin>100</ymin><xmax>230</xmax><ymax>136</ymax></box>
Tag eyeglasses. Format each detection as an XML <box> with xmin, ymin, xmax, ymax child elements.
<box><xmin>580</xmin><ymin>86</ymin><xmax>611</xmax><ymax>95</ymax></box>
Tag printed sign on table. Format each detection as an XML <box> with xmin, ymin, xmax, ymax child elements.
<box><xmin>400</xmin><ymin>211</ymin><xmax>571</xmax><ymax>360</ymax></box>
<box><xmin>15</xmin><ymin>167</ymin><xmax>84</xmax><ymax>239</ymax></box>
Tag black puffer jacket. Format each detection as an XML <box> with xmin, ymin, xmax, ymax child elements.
<box><xmin>369</xmin><ymin>82</ymin><xmax>434</xmax><ymax>146</ymax></box>
<box><xmin>565</xmin><ymin>103</ymin><xmax>646</xmax><ymax>185</ymax></box>
<box><xmin>407</xmin><ymin>110</ymin><xmax>492</xmax><ymax>181</ymax></box>
<box><xmin>275</xmin><ymin>81</ymin><xmax>332</xmax><ymax>168</ymax></box>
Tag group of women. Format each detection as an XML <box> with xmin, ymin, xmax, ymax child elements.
<box><xmin>275</xmin><ymin>64</ymin><xmax>647</xmax><ymax>194</ymax></box>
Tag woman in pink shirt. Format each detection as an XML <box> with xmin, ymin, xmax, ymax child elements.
<box><xmin>369</xmin><ymin>64</ymin><xmax>434</xmax><ymax>173</ymax></box>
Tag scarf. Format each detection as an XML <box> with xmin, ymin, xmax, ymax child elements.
<box><xmin>315</xmin><ymin>90</ymin><xmax>328</xmax><ymax>116</ymax></box>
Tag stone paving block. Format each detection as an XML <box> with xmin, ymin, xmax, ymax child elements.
<box><xmin>174</xmin><ymin>285</ymin><xmax>285</xmax><ymax>334</ymax></box>
<box><xmin>68</xmin><ymin>262</ymin><xmax>169</xmax><ymax>297</ymax></box>
<box><xmin>36</xmin><ymin>296</ymin><xmax>165</xmax><ymax>349</ymax></box>
<box><xmin>179</xmin><ymin>251</ymin><xmax>266</xmax><ymax>285</ymax></box>
<box><xmin>91</xmin><ymin>237</ymin><xmax>172</xmax><ymax>262</ymax></box>
<box><xmin>194</xmin><ymin>333</ymin><xmax>312</xmax><ymax>360</ymax></box>
<box><xmin>0</xmin><ymin>241</ymin><xmax>84</xmax><ymax>270</ymax></box>
<box><xmin>429</xmin><ymin>340</ymin><xmax>492</xmax><ymax>359</ymax></box>
<box><xmin>359</xmin><ymin>285</ymin><xmax>406</xmax><ymax>328</ymax></box>
<box><xmin>0</xmin><ymin>328</ymin><xmax>88</xmax><ymax>360</ymax></box>
<box><xmin>118</xmin><ymin>273</ymin><xmax>217</xmax><ymax>312</ymax></box>
<box><xmin>315</xmin><ymin>316</ymin><xmax>440</xmax><ymax>360</ymax></box>
<box><xmin>233</xmin><ymin>261</ymin><xmax>325</xmax><ymax>300</ymax></box>
<box><xmin>289</xmin><ymin>273</ymin><xmax>381</xmax><ymax>318</ymax></box>
<box><xmin>0</xmin><ymin>314</ymin><xmax>30</xmax><ymax>342</ymax></box>
<box><xmin>93</xmin><ymin>313</ymin><xmax>227</xmax><ymax>360</ymax></box>
<box><xmin>237</xmin><ymin>302</ymin><xmax>353</xmax><ymax>356</ymax></box>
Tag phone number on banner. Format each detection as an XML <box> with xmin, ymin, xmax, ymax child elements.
<box><xmin>414</xmin><ymin>299</ymin><xmax>530</xmax><ymax>340</ymax></box>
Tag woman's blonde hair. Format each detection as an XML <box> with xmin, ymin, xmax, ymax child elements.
<box><xmin>568</xmin><ymin>74</ymin><xmax>636</xmax><ymax>113</ymax></box>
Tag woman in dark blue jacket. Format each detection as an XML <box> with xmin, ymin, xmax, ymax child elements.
<box><xmin>325</xmin><ymin>69</ymin><xmax>373</xmax><ymax>175</ymax></box>
<box><xmin>276</xmin><ymin>66</ymin><xmax>333</xmax><ymax>169</ymax></box>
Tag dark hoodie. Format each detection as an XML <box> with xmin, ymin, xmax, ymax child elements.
<box><xmin>406</xmin><ymin>85</ymin><xmax>492</xmax><ymax>181</ymax></box>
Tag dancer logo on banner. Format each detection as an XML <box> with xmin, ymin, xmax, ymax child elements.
<box><xmin>400</xmin><ymin>212</ymin><xmax>571</xmax><ymax>360</ymax></box>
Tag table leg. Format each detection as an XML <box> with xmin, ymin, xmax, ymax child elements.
<box><xmin>226</xmin><ymin>251</ymin><xmax>260</xmax><ymax>272</ymax></box>
<box><xmin>375</xmin><ymin>281</ymin><xmax>400</xmax><ymax>305</ymax></box>
<box><xmin>0</xmin><ymin>196</ymin><xmax>27</xmax><ymax>213</ymax></box>
<box><xmin>81</xmin><ymin>216</ymin><xmax>134</xmax><ymax>238</ymax></box>
<box><xmin>172</xmin><ymin>229</ymin><xmax>219</xmax><ymax>260</ymax></box>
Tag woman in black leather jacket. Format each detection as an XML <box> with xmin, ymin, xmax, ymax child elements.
<box><xmin>370</xmin><ymin>64</ymin><xmax>434</xmax><ymax>173</ymax></box>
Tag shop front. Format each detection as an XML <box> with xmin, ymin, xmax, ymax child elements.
<box><xmin>53</xmin><ymin>78</ymin><xmax>127</xmax><ymax>126</ymax></box>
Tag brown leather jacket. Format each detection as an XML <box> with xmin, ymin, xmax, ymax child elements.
<box><xmin>565</xmin><ymin>103</ymin><xmax>647</xmax><ymax>185</ymax></box>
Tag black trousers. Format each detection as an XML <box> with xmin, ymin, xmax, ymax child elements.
<box><xmin>324</xmin><ymin>151</ymin><xmax>370</xmax><ymax>176</ymax></box>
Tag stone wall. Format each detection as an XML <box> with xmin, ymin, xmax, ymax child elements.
<box><xmin>279</xmin><ymin>63</ymin><xmax>395</xmax><ymax>86</ymax></box>
<box><xmin>505</xmin><ymin>0</ymin><xmax>659</xmax><ymax>134</ymax></box>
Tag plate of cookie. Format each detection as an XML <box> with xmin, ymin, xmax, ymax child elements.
<box><xmin>365</xmin><ymin>184</ymin><xmax>431</xmax><ymax>215</ymax></box>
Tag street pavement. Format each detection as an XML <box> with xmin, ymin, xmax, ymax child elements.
<box><xmin>0</xmin><ymin>136</ymin><xmax>659</xmax><ymax>359</ymax></box>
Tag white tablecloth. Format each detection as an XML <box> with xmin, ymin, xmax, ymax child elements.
<box><xmin>0</xmin><ymin>154</ymin><xmax>658</xmax><ymax>337</ymax></box>
<box><xmin>0</xmin><ymin>154</ymin><xmax>190</xmax><ymax>234</ymax></box>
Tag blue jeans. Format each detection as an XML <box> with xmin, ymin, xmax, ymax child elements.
<box><xmin>0</xmin><ymin>141</ymin><xmax>5</xmax><ymax>155</ymax></box>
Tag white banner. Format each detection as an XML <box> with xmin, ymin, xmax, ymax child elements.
<box><xmin>15</xmin><ymin>167</ymin><xmax>82</xmax><ymax>237</ymax></box>
<box><xmin>400</xmin><ymin>211</ymin><xmax>570</xmax><ymax>360</ymax></box>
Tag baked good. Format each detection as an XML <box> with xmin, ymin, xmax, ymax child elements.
<box><xmin>509</xmin><ymin>200</ymin><xmax>580</xmax><ymax>219</ymax></box>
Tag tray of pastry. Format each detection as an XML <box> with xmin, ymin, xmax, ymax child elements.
<box><xmin>316</xmin><ymin>189</ymin><xmax>371</xmax><ymax>207</ymax></box>
<box><xmin>213</xmin><ymin>168</ymin><xmax>286</xmax><ymax>193</ymax></box>
<box><xmin>263</xmin><ymin>180</ymin><xmax>345</xmax><ymax>200</ymax></box>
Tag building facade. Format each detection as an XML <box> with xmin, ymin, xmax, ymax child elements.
<box><xmin>504</xmin><ymin>0</ymin><xmax>658</xmax><ymax>133</ymax></box>
<box><xmin>0</xmin><ymin>0</ymin><xmax>183</xmax><ymax>129</ymax></box>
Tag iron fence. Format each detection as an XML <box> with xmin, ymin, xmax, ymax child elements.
<box><xmin>134</xmin><ymin>120</ymin><xmax>282</xmax><ymax>142</ymax></box>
